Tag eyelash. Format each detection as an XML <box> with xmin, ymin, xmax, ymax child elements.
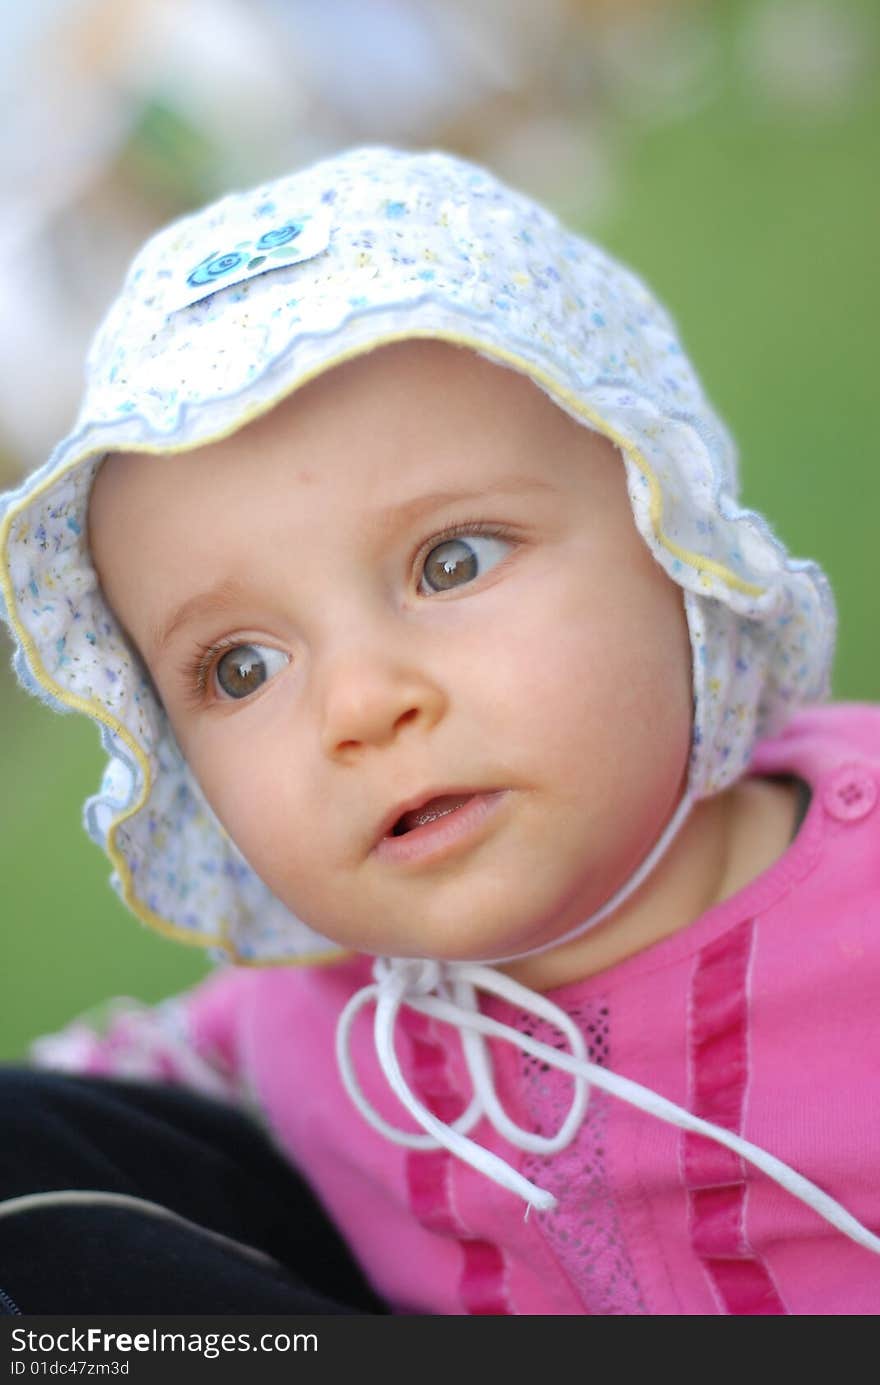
<box><xmin>179</xmin><ymin>519</ymin><xmax>520</xmax><ymax>707</ymax></box>
<box><xmin>180</xmin><ymin>634</ymin><xmax>254</xmax><ymax>709</ymax></box>
<box><xmin>412</xmin><ymin>519</ymin><xmax>517</xmax><ymax>592</ymax></box>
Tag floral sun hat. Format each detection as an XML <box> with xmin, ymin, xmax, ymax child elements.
<box><xmin>0</xmin><ymin>144</ymin><xmax>835</xmax><ymax>968</ymax></box>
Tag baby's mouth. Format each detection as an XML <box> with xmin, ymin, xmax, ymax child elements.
<box><xmin>390</xmin><ymin>793</ymin><xmax>476</xmax><ymax>836</ymax></box>
<box><xmin>374</xmin><ymin>789</ymin><xmax>509</xmax><ymax>865</ymax></box>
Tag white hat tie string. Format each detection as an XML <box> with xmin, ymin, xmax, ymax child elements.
<box><xmin>336</xmin><ymin>957</ymin><xmax>880</xmax><ymax>1255</ymax></box>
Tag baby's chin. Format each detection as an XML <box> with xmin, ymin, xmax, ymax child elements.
<box><xmin>288</xmin><ymin>870</ymin><xmax>589</xmax><ymax>969</ymax></box>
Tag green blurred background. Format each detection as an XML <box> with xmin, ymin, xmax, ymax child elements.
<box><xmin>1</xmin><ymin>0</ymin><xmax>878</xmax><ymax>1057</ymax></box>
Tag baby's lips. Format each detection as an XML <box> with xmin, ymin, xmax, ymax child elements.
<box><xmin>393</xmin><ymin>793</ymin><xmax>476</xmax><ymax>836</ymax></box>
<box><xmin>372</xmin><ymin>785</ymin><xmax>489</xmax><ymax>849</ymax></box>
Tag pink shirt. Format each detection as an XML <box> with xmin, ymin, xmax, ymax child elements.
<box><xmin>50</xmin><ymin>705</ymin><xmax>880</xmax><ymax>1313</ymax></box>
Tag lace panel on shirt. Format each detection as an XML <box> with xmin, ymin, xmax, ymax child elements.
<box><xmin>515</xmin><ymin>999</ymin><xmax>647</xmax><ymax>1315</ymax></box>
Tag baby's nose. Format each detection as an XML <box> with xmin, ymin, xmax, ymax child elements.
<box><xmin>318</xmin><ymin>651</ymin><xmax>446</xmax><ymax>761</ymax></box>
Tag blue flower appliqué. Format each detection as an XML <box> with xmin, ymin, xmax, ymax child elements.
<box><xmin>186</xmin><ymin>223</ymin><xmax>305</xmax><ymax>290</ymax></box>
<box><xmin>256</xmin><ymin>222</ymin><xmax>303</xmax><ymax>250</ymax></box>
<box><xmin>187</xmin><ymin>250</ymin><xmax>247</xmax><ymax>288</ymax></box>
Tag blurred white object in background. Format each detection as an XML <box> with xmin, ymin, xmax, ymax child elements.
<box><xmin>7</xmin><ymin>0</ymin><xmax>846</xmax><ymax>477</ymax></box>
<box><xmin>0</xmin><ymin>0</ymin><xmax>609</xmax><ymax>474</ymax></box>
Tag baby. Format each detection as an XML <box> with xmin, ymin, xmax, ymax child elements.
<box><xmin>1</xmin><ymin>146</ymin><xmax>879</xmax><ymax>1316</ymax></box>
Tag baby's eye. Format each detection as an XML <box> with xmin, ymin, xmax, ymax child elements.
<box><xmin>213</xmin><ymin>644</ymin><xmax>289</xmax><ymax>700</ymax></box>
<box><xmin>418</xmin><ymin>533</ymin><xmax>512</xmax><ymax>594</ymax></box>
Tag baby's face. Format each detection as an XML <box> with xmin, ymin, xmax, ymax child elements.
<box><xmin>89</xmin><ymin>340</ymin><xmax>692</xmax><ymax>965</ymax></box>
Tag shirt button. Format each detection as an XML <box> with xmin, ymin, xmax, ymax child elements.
<box><xmin>822</xmin><ymin>766</ymin><xmax>878</xmax><ymax>822</ymax></box>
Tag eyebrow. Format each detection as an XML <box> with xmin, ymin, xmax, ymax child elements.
<box><xmin>371</xmin><ymin>477</ymin><xmax>557</xmax><ymax>530</ymax></box>
<box><xmin>151</xmin><ymin>577</ymin><xmax>252</xmax><ymax>657</ymax></box>
<box><xmin>152</xmin><ymin>477</ymin><xmax>556</xmax><ymax>655</ymax></box>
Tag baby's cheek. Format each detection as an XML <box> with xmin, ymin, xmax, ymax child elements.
<box><xmin>235</xmin><ymin>819</ymin><xmax>363</xmax><ymax>943</ymax></box>
<box><xmin>175</xmin><ymin>734</ymin><xmax>279</xmax><ymax>865</ymax></box>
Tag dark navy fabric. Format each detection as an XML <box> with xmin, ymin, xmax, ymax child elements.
<box><xmin>0</xmin><ymin>1069</ymin><xmax>386</xmax><ymax>1314</ymax></box>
